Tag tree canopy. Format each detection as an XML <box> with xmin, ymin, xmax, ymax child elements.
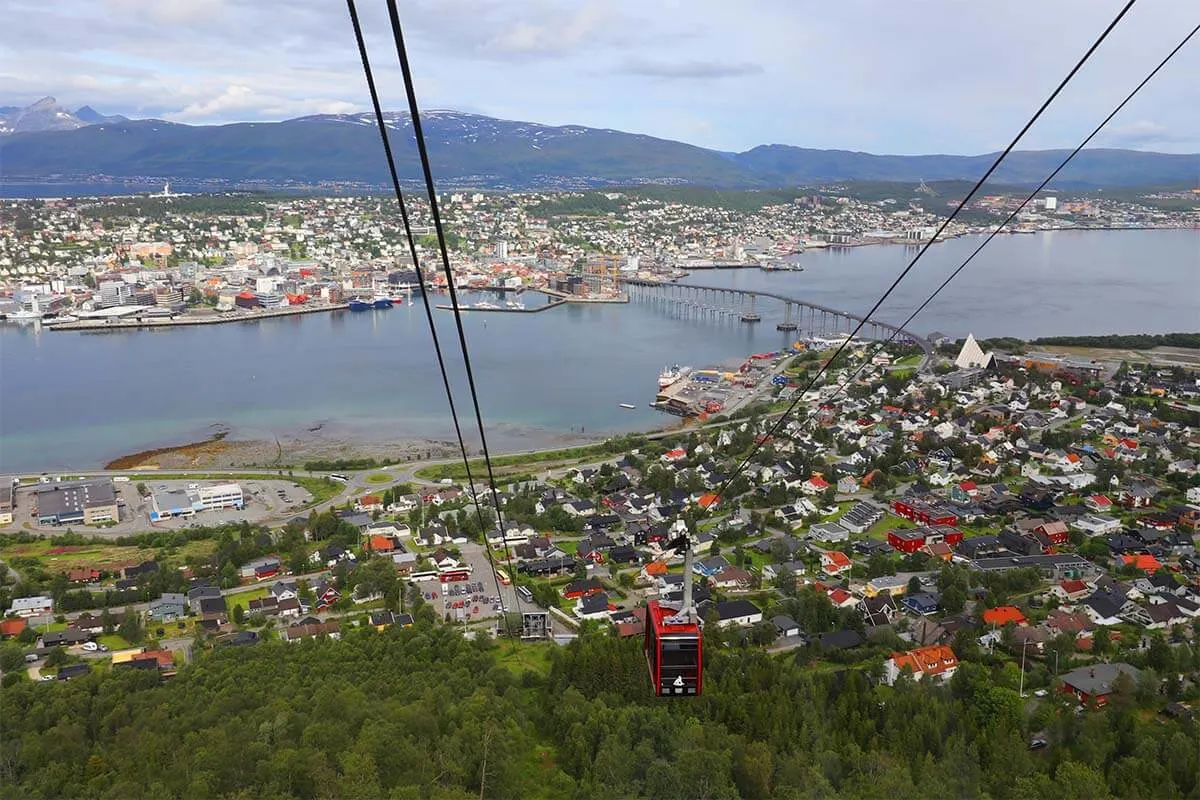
<box><xmin>2</xmin><ymin>623</ymin><xmax>1196</xmax><ymax>799</ymax></box>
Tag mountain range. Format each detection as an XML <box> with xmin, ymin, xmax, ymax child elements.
<box><xmin>0</xmin><ymin>98</ymin><xmax>1195</xmax><ymax>190</ymax></box>
<box><xmin>0</xmin><ymin>96</ymin><xmax>126</xmax><ymax>137</ymax></box>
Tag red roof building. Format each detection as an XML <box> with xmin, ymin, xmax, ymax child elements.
<box><xmin>803</xmin><ymin>475</ymin><xmax>830</xmax><ymax>495</ymax></box>
<box><xmin>367</xmin><ymin>535</ymin><xmax>396</xmax><ymax>554</ymax></box>
<box><xmin>1120</xmin><ymin>554</ymin><xmax>1162</xmax><ymax>573</ymax></box>
<box><xmin>982</xmin><ymin>606</ymin><xmax>1028</xmax><ymax>626</ymax></box>
<box><xmin>883</xmin><ymin>644</ymin><xmax>958</xmax><ymax>685</ymax></box>
<box><xmin>0</xmin><ymin>618</ymin><xmax>28</xmax><ymax>639</ymax></box>
<box><xmin>820</xmin><ymin>551</ymin><xmax>853</xmax><ymax>576</ymax></box>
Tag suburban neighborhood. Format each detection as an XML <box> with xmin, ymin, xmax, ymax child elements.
<box><xmin>2</xmin><ymin>332</ymin><xmax>1197</xmax><ymax>716</ymax></box>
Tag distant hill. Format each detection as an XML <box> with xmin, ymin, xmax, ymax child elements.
<box><xmin>0</xmin><ymin>107</ymin><xmax>1195</xmax><ymax>189</ymax></box>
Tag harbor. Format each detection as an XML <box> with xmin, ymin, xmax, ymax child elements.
<box><xmin>651</xmin><ymin>351</ymin><xmax>791</xmax><ymax>419</ymax></box>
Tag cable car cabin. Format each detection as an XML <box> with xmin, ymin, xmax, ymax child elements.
<box><xmin>645</xmin><ymin>600</ymin><xmax>702</xmax><ymax>697</ymax></box>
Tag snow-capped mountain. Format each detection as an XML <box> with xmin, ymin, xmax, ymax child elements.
<box><xmin>0</xmin><ymin>97</ymin><xmax>126</xmax><ymax>136</ymax></box>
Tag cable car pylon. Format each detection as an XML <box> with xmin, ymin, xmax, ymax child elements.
<box><xmin>645</xmin><ymin>532</ymin><xmax>703</xmax><ymax>697</ymax></box>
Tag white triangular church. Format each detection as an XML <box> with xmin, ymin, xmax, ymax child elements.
<box><xmin>955</xmin><ymin>333</ymin><xmax>995</xmax><ymax>370</ymax></box>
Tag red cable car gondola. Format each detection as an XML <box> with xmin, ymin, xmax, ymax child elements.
<box><xmin>645</xmin><ymin>599</ymin><xmax>702</xmax><ymax>696</ymax></box>
<box><xmin>645</xmin><ymin>533</ymin><xmax>703</xmax><ymax>696</ymax></box>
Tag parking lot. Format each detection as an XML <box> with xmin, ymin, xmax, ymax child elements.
<box><xmin>8</xmin><ymin>478</ymin><xmax>313</xmax><ymax>536</ymax></box>
<box><xmin>407</xmin><ymin>541</ymin><xmax>539</xmax><ymax>627</ymax></box>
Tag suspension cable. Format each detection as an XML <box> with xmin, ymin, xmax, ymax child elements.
<box><xmin>823</xmin><ymin>21</ymin><xmax>1199</xmax><ymax>407</ymax></box>
<box><xmin>344</xmin><ymin>0</ymin><xmax>521</xmax><ymax>633</ymax></box>
<box><xmin>706</xmin><ymin>0</ymin><xmax>1137</xmax><ymax>507</ymax></box>
<box><xmin>379</xmin><ymin>0</ymin><xmax>527</xmax><ymax>618</ymax></box>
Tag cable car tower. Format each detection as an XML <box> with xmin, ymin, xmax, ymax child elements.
<box><xmin>644</xmin><ymin>532</ymin><xmax>703</xmax><ymax>697</ymax></box>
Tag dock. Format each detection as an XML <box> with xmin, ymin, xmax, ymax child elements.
<box><xmin>46</xmin><ymin>303</ymin><xmax>349</xmax><ymax>331</ymax></box>
<box><xmin>539</xmin><ymin>288</ymin><xmax>629</xmax><ymax>304</ymax></box>
<box><xmin>435</xmin><ymin>300</ymin><xmax>566</xmax><ymax>314</ymax></box>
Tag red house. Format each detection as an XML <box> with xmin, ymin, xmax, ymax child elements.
<box><xmin>1060</xmin><ymin>664</ymin><xmax>1139</xmax><ymax>707</ymax></box>
<box><xmin>887</xmin><ymin>525</ymin><xmax>963</xmax><ymax>554</ymax></box>
<box><xmin>67</xmin><ymin>567</ymin><xmax>101</xmax><ymax>583</ymax></box>
<box><xmin>254</xmin><ymin>563</ymin><xmax>280</xmax><ymax>581</ymax></box>
<box><xmin>892</xmin><ymin>499</ymin><xmax>958</xmax><ymax>527</ymax></box>
<box><xmin>1034</xmin><ymin>520</ymin><xmax>1070</xmax><ymax>546</ymax></box>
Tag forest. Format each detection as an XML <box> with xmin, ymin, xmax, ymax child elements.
<box><xmin>1031</xmin><ymin>333</ymin><xmax>1200</xmax><ymax>351</ymax></box>
<box><xmin>2</xmin><ymin>622</ymin><xmax>1196</xmax><ymax>800</ymax></box>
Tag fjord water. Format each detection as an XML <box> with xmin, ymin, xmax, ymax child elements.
<box><xmin>1</xmin><ymin>229</ymin><xmax>1196</xmax><ymax>472</ymax></box>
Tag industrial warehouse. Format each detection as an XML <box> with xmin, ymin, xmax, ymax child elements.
<box><xmin>32</xmin><ymin>478</ymin><xmax>120</xmax><ymax>526</ymax></box>
<box><xmin>149</xmin><ymin>482</ymin><xmax>245</xmax><ymax>521</ymax></box>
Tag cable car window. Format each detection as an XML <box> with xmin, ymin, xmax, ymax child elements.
<box><xmin>661</xmin><ymin>640</ymin><xmax>698</xmax><ymax>666</ymax></box>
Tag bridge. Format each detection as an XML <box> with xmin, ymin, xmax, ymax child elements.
<box><xmin>621</xmin><ymin>278</ymin><xmax>931</xmax><ymax>354</ymax></box>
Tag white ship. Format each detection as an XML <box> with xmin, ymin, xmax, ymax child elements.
<box><xmin>473</xmin><ymin>301</ymin><xmax>499</xmax><ymax>310</ymax></box>
<box><xmin>41</xmin><ymin>315</ymin><xmax>79</xmax><ymax>326</ymax></box>
<box><xmin>658</xmin><ymin>365</ymin><xmax>691</xmax><ymax>389</ymax></box>
<box><xmin>5</xmin><ymin>308</ymin><xmax>44</xmax><ymax>324</ymax></box>
<box><xmin>5</xmin><ymin>294</ymin><xmax>45</xmax><ymax>324</ymax></box>
<box><xmin>505</xmin><ymin>299</ymin><xmax>525</xmax><ymax>310</ymax></box>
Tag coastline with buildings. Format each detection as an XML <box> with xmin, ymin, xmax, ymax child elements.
<box><xmin>0</xmin><ymin>188</ymin><xmax>1196</xmax><ymax>473</ymax></box>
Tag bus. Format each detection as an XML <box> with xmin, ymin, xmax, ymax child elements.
<box><xmin>329</xmin><ymin>474</ymin><xmax>350</xmax><ymax>483</ymax></box>
<box><xmin>439</xmin><ymin>569</ymin><xmax>472</xmax><ymax>583</ymax></box>
<box><xmin>406</xmin><ymin>570</ymin><xmax>440</xmax><ymax>583</ymax></box>
<box><xmin>494</xmin><ymin>569</ymin><xmax>512</xmax><ymax>586</ymax></box>
<box><xmin>516</xmin><ymin>585</ymin><xmax>534</xmax><ymax>604</ymax></box>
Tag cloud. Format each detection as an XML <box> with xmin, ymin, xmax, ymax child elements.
<box><xmin>619</xmin><ymin>60</ymin><xmax>764</xmax><ymax>79</ymax></box>
<box><xmin>401</xmin><ymin>0</ymin><xmax>641</xmax><ymax>61</ymax></box>
<box><xmin>169</xmin><ymin>85</ymin><xmax>359</xmax><ymax>122</ymax></box>
<box><xmin>1097</xmin><ymin>120</ymin><xmax>1188</xmax><ymax>149</ymax></box>
<box><xmin>0</xmin><ymin>0</ymin><xmax>1197</xmax><ymax>153</ymax></box>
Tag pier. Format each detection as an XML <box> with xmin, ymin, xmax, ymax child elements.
<box><xmin>621</xmin><ymin>278</ymin><xmax>931</xmax><ymax>355</ymax></box>
<box><xmin>435</xmin><ymin>299</ymin><xmax>566</xmax><ymax>314</ymax></box>
<box><xmin>46</xmin><ymin>303</ymin><xmax>349</xmax><ymax>331</ymax></box>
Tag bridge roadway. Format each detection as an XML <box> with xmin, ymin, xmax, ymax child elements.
<box><xmin>621</xmin><ymin>277</ymin><xmax>931</xmax><ymax>356</ymax></box>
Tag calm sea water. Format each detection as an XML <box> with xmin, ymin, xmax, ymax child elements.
<box><xmin>0</xmin><ymin>229</ymin><xmax>1196</xmax><ymax>472</ymax></box>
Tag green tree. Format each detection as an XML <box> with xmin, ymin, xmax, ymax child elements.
<box><xmin>117</xmin><ymin>608</ymin><xmax>143</xmax><ymax>644</ymax></box>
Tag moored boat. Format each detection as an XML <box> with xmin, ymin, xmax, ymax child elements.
<box><xmin>348</xmin><ymin>298</ymin><xmax>371</xmax><ymax>312</ymax></box>
<box><xmin>658</xmin><ymin>365</ymin><xmax>691</xmax><ymax>389</ymax></box>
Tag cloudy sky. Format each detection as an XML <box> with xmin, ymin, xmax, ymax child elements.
<box><xmin>3</xmin><ymin>0</ymin><xmax>1198</xmax><ymax>154</ymax></box>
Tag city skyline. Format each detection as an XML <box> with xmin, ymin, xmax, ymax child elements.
<box><xmin>2</xmin><ymin>0</ymin><xmax>1199</xmax><ymax>155</ymax></box>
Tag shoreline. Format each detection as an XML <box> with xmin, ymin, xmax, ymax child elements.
<box><xmin>12</xmin><ymin>410</ymin><xmax>687</xmax><ymax>476</ymax></box>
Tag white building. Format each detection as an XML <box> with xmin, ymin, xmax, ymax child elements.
<box><xmin>7</xmin><ymin>595</ymin><xmax>53</xmax><ymax>618</ymax></box>
<box><xmin>195</xmin><ymin>483</ymin><xmax>244</xmax><ymax>511</ymax></box>
<box><xmin>98</xmin><ymin>280</ymin><xmax>132</xmax><ymax>308</ymax></box>
<box><xmin>955</xmin><ymin>333</ymin><xmax>995</xmax><ymax>370</ymax></box>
